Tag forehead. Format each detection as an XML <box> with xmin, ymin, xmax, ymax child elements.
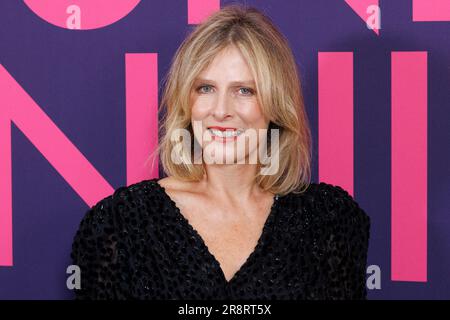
<box><xmin>196</xmin><ymin>45</ymin><xmax>254</xmax><ymax>81</ymax></box>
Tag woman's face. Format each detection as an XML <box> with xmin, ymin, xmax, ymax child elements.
<box><xmin>190</xmin><ymin>45</ymin><xmax>270</xmax><ymax>165</ymax></box>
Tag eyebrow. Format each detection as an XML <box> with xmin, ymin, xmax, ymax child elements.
<box><xmin>194</xmin><ymin>78</ymin><xmax>256</xmax><ymax>86</ymax></box>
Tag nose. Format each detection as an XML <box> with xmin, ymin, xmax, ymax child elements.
<box><xmin>212</xmin><ymin>91</ymin><xmax>232</xmax><ymax>120</ymax></box>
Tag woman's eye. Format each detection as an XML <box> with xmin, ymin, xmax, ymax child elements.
<box><xmin>197</xmin><ymin>85</ymin><xmax>213</xmax><ymax>94</ymax></box>
<box><xmin>239</xmin><ymin>87</ymin><xmax>254</xmax><ymax>95</ymax></box>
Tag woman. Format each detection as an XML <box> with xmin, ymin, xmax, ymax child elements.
<box><xmin>71</xmin><ymin>4</ymin><xmax>370</xmax><ymax>300</ymax></box>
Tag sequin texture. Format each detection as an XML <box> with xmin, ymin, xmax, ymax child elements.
<box><xmin>70</xmin><ymin>178</ymin><xmax>370</xmax><ymax>300</ymax></box>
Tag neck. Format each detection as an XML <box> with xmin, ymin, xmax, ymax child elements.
<box><xmin>201</xmin><ymin>163</ymin><xmax>266</xmax><ymax>205</ymax></box>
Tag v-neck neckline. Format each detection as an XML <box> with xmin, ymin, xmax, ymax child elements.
<box><xmin>151</xmin><ymin>178</ymin><xmax>280</xmax><ymax>285</ymax></box>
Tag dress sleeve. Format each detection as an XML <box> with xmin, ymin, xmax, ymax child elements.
<box><xmin>70</xmin><ymin>194</ymin><xmax>127</xmax><ymax>300</ymax></box>
<box><xmin>322</xmin><ymin>185</ymin><xmax>371</xmax><ymax>300</ymax></box>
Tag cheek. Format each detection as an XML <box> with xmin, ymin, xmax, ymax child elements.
<box><xmin>190</xmin><ymin>99</ymin><xmax>211</xmax><ymax>120</ymax></box>
<box><xmin>237</xmin><ymin>101</ymin><xmax>267</xmax><ymax>126</ymax></box>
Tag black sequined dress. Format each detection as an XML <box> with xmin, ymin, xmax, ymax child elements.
<box><xmin>71</xmin><ymin>178</ymin><xmax>370</xmax><ymax>300</ymax></box>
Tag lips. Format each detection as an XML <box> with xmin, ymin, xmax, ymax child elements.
<box><xmin>207</xmin><ymin>126</ymin><xmax>239</xmax><ymax>131</ymax></box>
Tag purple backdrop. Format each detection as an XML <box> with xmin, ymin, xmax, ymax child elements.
<box><xmin>0</xmin><ymin>0</ymin><xmax>449</xmax><ymax>299</ymax></box>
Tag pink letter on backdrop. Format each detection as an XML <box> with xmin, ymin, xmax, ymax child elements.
<box><xmin>0</xmin><ymin>54</ymin><xmax>160</xmax><ymax>266</ymax></box>
<box><xmin>0</xmin><ymin>76</ymin><xmax>12</xmax><ymax>267</ymax></box>
<box><xmin>318</xmin><ymin>52</ymin><xmax>354</xmax><ymax>197</ymax></box>
<box><xmin>188</xmin><ymin>0</ymin><xmax>220</xmax><ymax>24</ymax></box>
<box><xmin>391</xmin><ymin>52</ymin><xmax>428</xmax><ymax>282</ymax></box>
<box><xmin>413</xmin><ymin>0</ymin><xmax>450</xmax><ymax>21</ymax></box>
<box><xmin>344</xmin><ymin>0</ymin><xmax>380</xmax><ymax>35</ymax></box>
<box><xmin>23</xmin><ymin>0</ymin><xmax>141</xmax><ymax>30</ymax></box>
<box><xmin>0</xmin><ymin>64</ymin><xmax>115</xmax><ymax>266</ymax></box>
<box><xmin>126</xmin><ymin>54</ymin><xmax>159</xmax><ymax>185</ymax></box>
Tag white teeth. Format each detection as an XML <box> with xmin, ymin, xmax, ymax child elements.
<box><xmin>208</xmin><ymin>128</ymin><xmax>244</xmax><ymax>138</ymax></box>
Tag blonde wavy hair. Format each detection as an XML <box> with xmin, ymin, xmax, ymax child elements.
<box><xmin>149</xmin><ymin>4</ymin><xmax>312</xmax><ymax>196</ymax></box>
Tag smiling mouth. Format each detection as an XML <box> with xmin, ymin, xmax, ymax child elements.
<box><xmin>207</xmin><ymin>128</ymin><xmax>244</xmax><ymax>138</ymax></box>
